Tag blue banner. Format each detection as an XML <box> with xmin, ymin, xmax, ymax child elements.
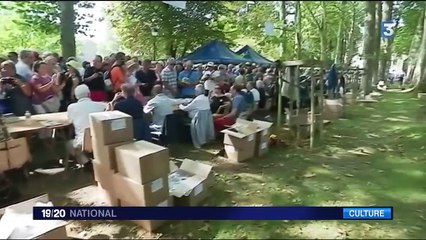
<box><xmin>32</xmin><ymin>206</ymin><xmax>393</xmax><ymax>221</ymax></box>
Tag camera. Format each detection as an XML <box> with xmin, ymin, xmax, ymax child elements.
<box><xmin>0</xmin><ymin>77</ymin><xmax>15</xmax><ymax>85</ymax></box>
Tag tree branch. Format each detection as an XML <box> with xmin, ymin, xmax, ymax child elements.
<box><xmin>303</xmin><ymin>4</ymin><xmax>322</xmax><ymax>30</ymax></box>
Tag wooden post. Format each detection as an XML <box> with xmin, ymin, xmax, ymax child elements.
<box><xmin>309</xmin><ymin>65</ymin><xmax>315</xmax><ymax>149</ymax></box>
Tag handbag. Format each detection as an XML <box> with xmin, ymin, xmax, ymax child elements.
<box><xmin>41</xmin><ymin>95</ymin><xmax>61</xmax><ymax>113</ymax></box>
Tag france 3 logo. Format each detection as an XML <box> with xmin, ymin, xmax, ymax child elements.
<box><xmin>381</xmin><ymin>20</ymin><xmax>396</xmax><ymax>39</ymax></box>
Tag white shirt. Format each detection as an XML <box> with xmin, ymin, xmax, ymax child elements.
<box><xmin>143</xmin><ymin>93</ymin><xmax>187</xmax><ymax>126</ymax></box>
<box><xmin>250</xmin><ymin>88</ymin><xmax>260</xmax><ymax>102</ymax></box>
<box><xmin>204</xmin><ymin>79</ymin><xmax>216</xmax><ymax>92</ymax></box>
<box><xmin>179</xmin><ymin>94</ymin><xmax>211</xmax><ymax>118</ymax></box>
<box><xmin>15</xmin><ymin>61</ymin><xmax>33</xmax><ymax>82</ymax></box>
<box><xmin>67</xmin><ymin>98</ymin><xmax>107</xmax><ymax>147</ymax></box>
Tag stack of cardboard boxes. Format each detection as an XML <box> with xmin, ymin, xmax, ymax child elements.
<box><xmin>221</xmin><ymin>119</ymin><xmax>273</xmax><ymax>162</ymax></box>
<box><xmin>114</xmin><ymin>140</ymin><xmax>171</xmax><ymax>232</ymax></box>
<box><xmin>90</xmin><ymin>111</ymin><xmax>135</xmax><ymax>206</ymax></box>
<box><xmin>89</xmin><ymin>111</ymin><xmax>215</xmax><ymax>232</ymax></box>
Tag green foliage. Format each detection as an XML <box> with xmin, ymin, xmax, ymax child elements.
<box><xmin>0</xmin><ymin>1</ymin><xmax>95</xmax><ymax>35</ymax></box>
<box><xmin>393</xmin><ymin>1</ymin><xmax>424</xmax><ymax>56</ymax></box>
<box><xmin>0</xmin><ymin>13</ymin><xmax>60</xmax><ymax>54</ymax></box>
<box><xmin>107</xmin><ymin>1</ymin><xmax>229</xmax><ymax>58</ymax></box>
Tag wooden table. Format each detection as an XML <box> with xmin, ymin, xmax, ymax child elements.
<box><xmin>5</xmin><ymin>113</ymin><xmax>72</xmax><ymax>172</ymax></box>
<box><xmin>6</xmin><ymin>112</ymin><xmax>71</xmax><ymax>136</ymax></box>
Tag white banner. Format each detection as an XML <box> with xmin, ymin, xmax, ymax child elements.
<box><xmin>162</xmin><ymin>1</ymin><xmax>186</xmax><ymax>10</ymax></box>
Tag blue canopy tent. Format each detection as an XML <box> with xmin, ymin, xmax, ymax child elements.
<box><xmin>235</xmin><ymin>45</ymin><xmax>273</xmax><ymax>65</ymax></box>
<box><xmin>181</xmin><ymin>40</ymin><xmax>248</xmax><ymax>64</ymax></box>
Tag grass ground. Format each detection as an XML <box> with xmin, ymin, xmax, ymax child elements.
<box><xmin>7</xmin><ymin>92</ymin><xmax>426</xmax><ymax>239</ymax></box>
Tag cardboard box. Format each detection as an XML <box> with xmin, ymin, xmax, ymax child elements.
<box><xmin>93</xmin><ymin>160</ymin><xmax>115</xmax><ymax>194</ymax></box>
<box><xmin>97</xmin><ymin>182</ymin><xmax>119</xmax><ymax>206</ymax></box>
<box><xmin>114</xmin><ymin>174</ymin><xmax>169</xmax><ymax>206</ymax></box>
<box><xmin>221</xmin><ymin>119</ymin><xmax>258</xmax><ymax>162</ymax></box>
<box><xmin>252</xmin><ymin>120</ymin><xmax>273</xmax><ymax>157</ymax></box>
<box><xmin>122</xmin><ymin>197</ymin><xmax>172</xmax><ymax>232</ymax></box>
<box><xmin>0</xmin><ymin>194</ymin><xmax>69</xmax><ymax>239</ymax></box>
<box><xmin>169</xmin><ymin>159</ymin><xmax>213</xmax><ymax>206</ymax></box>
<box><xmin>93</xmin><ymin>139</ymin><xmax>135</xmax><ymax>171</ymax></box>
<box><xmin>115</xmin><ymin>141</ymin><xmax>169</xmax><ymax>184</ymax></box>
<box><xmin>89</xmin><ymin>111</ymin><xmax>134</xmax><ymax>145</ymax></box>
<box><xmin>0</xmin><ymin>137</ymin><xmax>31</xmax><ymax>171</ymax></box>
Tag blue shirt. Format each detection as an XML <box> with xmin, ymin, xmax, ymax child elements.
<box><xmin>243</xmin><ymin>91</ymin><xmax>254</xmax><ymax>109</ymax></box>
<box><xmin>114</xmin><ymin>96</ymin><xmax>144</xmax><ymax>120</ymax></box>
<box><xmin>232</xmin><ymin>93</ymin><xmax>247</xmax><ymax>117</ymax></box>
<box><xmin>178</xmin><ymin>70</ymin><xmax>201</xmax><ymax>96</ymax></box>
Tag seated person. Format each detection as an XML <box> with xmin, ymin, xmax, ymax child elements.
<box><xmin>377</xmin><ymin>80</ymin><xmax>387</xmax><ymax>91</ymax></box>
<box><xmin>213</xmin><ymin>85</ymin><xmax>247</xmax><ymax>131</ymax></box>
<box><xmin>210</xmin><ymin>85</ymin><xmax>231</xmax><ymax>114</ymax></box>
<box><xmin>247</xmin><ymin>81</ymin><xmax>260</xmax><ymax>111</ymax></box>
<box><xmin>108</xmin><ymin>83</ymin><xmax>143</xmax><ymax>120</ymax></box>
<box><xmin>144</xmin><ymin>84</ymin><xmax>186</xmax><ymax>128</ymax></box>
<box><xmin>179</xmin><ymin>84</ymin><xmax>210</xmax><ymax>118</ymax></box>
<box><xmin>66</xmin><ymin>84</ymin><xmax>106</xmax><ymax>169</ymax></box>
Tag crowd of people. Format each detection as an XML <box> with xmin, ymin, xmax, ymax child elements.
<box><xmin>0</xmin><ymin>50</ymin><xmax>279</xmax><ymax>167</ymax></box>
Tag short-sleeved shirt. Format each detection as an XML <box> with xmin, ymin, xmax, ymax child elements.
<box><xmin>232</xmin><ymin>93</ymin><xmax>247</xmax><ymax>117</ymax></box>
<box><xmin>15</xmin><ymin>61</ymin><xmax>33</xmax><ymax>82</ymax></box>
<box><xmin>5</xmin><ymin>74</ymin><xmax>34</xmax><ymax>116</ymax></box>
<box><xmin>160</xmin><ymin>67</ymin><xmax>177</xmax><ymax>90</ymax></box>
<box><xmin>135</xmin><ymin>69</ymin><xmax>157</xmax><ymax>96</ymax></box>
<box><xmin>83</xmin><ymin>67</ymin><xmax>105</xmax><ymax>91</ymax></box>
<box><xmin>30</xmin><ymin>74</ymin><xmax>56</xmax><ymax>105</ymax></box>
<box><xmin>110</xmin><ymin>66</ymin><xmax>125</xmax><ymax>93</ymax></box>
<box><xmin>178</xmin><ymin>70</ymin><xmax>201</xmax><ymax>96</ymax></box>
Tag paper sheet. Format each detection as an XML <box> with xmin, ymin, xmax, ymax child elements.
<box><xmin>34</xmin><ymin>168</ymin><xmax>65</xmax><ymax>175</ymax></box>
<box><xmin>0</xmin><ymin>201</ymin><xmax>67</xmax><ymax>239</ymax></box>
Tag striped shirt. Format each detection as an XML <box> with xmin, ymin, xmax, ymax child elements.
<box><xmin>160</xmin><ymin>67</ymin><xmax>177</xmax><ymax>90</ymax></box>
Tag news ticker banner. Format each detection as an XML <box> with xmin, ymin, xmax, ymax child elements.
<box><xmin>33</xmin><ymin>207</ymin><xmax>393</xmax><ymax>221</ymax></box>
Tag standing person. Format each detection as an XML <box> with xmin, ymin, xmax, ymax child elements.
<box><xmin>7</xmin><ymin>52</ymin><xmax>18</xmax><ymax>64</ymax></box>
<box><xmin>234</xmin><ymin>68</ymin><xmax>246</xmax><ymax>86</ymax></box>
<box><xmin>30</xmin><ymin>61</ymin><xmax>61</xmax><ymax>114</ymax></box>
<box><xmin>178</xmin><ymin>61</ymin><xmax>201</xmax><ymax>98</ymax></box>
<box><xmin>110</xmin><ymin>52</ymin><xmax>126</xmax><ymax>94</ymax></box>
<box><xmin>212</xmin><ymin>64</ymin><xmax>231</xmax><ymax>92</ymax></box>
<box><xmin>15</xmin><ymin>50</ymin><xmax>35</xmax><ymax>82</ymax></box>
<box><xmin>155</xmin><ymin>61</ymin><xmax>164</xmax><ymax>83</ymax></box>
<box><xmin>0</xmin><ymin>60</ymin><xmax>34</xmax><ymax>115</ymax></box>
<box><xmin>135</xmin><ymin>59</ymin><xmax>158</xmax><ymax>104</ymax></box>
<box><xmin>160</xmin><ymin>58</ymin><xmax>178</xmax><ymax>98</ymax></box>
<box><xmin>126</xmin><ymin>59</ymin><xmax>139</xmax><ymax>86</ymax></box>
<box><xmin>83</xmin><ymin>55</ymin><xmax>107</xmax><ymax>102</ymax></box>
<box><xmin>247</xmin><ymin>81</ymin><xmax>260</xmax><ymax>111</ymax></box>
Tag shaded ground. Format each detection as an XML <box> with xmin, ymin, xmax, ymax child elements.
<box><xmin>4</xmin><ymin>92</ymin><xmax>426</xmax><ymax>239</ymax></box>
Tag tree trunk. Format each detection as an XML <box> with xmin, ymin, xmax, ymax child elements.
<box><xmin>372</xmin><ymin>1</ymin><xmax>382</xmax><ymax>85</ymax></box>
<box><xmin>334</xmin><ymin>1</ymin><xmax>346</xmax><ymax>65</ymax></box>
<box><xmin>344</xmin><ymin>3</ymin><xmax>357</xmax><ymax>70</ymax></box>
<box><xmin>377</xmin><ymin>1</ymin><xmax>394</xmax><ymax>83</ymax></box>
<box><xmin>414</xmin><ymin>8</ymin><xmax>426</xmax><ymax>91</ymax></box>
<box><xmin>295</xmin><ymin>1</ymin><xmax>302</xmax><ymax>59</ymax></box>
<box><xmin>59</xmin><ymin>1</ymin><xmax>76</xmax><ymax>59</ymax></box>
<box><xmin>407</xmin><ymin>9</ymin><xmax>425</xmax><ymax>83</ymax></box>
<box><xmin>279</xmin><ymin>1</ymin><xmax>287</xmax><ymax>59</ymax></box>
<box><xmin>361</xmin><ymin>1</ymin><xmax>376</xmax><ymax>95</ymax></box>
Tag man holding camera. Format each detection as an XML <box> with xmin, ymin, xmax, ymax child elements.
<box><xmin>0</xmin><ymin>60</ymin><xmax>34</xmax><ymax>116</ymax></box>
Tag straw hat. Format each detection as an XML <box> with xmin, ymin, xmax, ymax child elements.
<box><xmin>126</xmin><ymin>59</ymin><xmax>137</xmax><ymax>69</ymax></box>
<box><xmin>66</xmin><ymin>60</ymin><xmax>79</xmax><ymax>70</ymax></box>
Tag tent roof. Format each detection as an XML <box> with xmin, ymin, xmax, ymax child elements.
<box><xmin>182</xmin><ymin>40</ymin><xmax>248</xmax><ymax>64</ymax></box>
<box><xmin>235</xmin><ymin>45</ymin><xmax>273</xmax><ymax>65</ymax></box>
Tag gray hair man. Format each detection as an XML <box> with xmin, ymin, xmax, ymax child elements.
<box><xmin>179</xmin><ymin>84</ymin><xmax>210</xmax><ymax>118</ymax></box>
<box><xmin>15</xmin><ymin>50</ymin><xmax>35</xmax><ymax>81</ymax></box>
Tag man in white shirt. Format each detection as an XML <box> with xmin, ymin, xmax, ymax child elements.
<box><xmin>144</xmin><ymin>84</ymin><xmax>187</xmax><ymax>127</ymax></box>
<box><xmin>179</xmin><ymin>84</ymin><xmax>210</xmax><ymax>118</ymax></box>
<box><xmin>247</xmin><ymin>81</ymin><xmax>260</xmax><ymax>110</ymax></box>
<box><xmin>66</xmin><ymin>84</ymin><xmax>106</xmax><ymax>166</ymax></box>
<box><xmin>15</xmin><ymin>50</ymin><xmax>35</xmax><ymax>82</ymax></box>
